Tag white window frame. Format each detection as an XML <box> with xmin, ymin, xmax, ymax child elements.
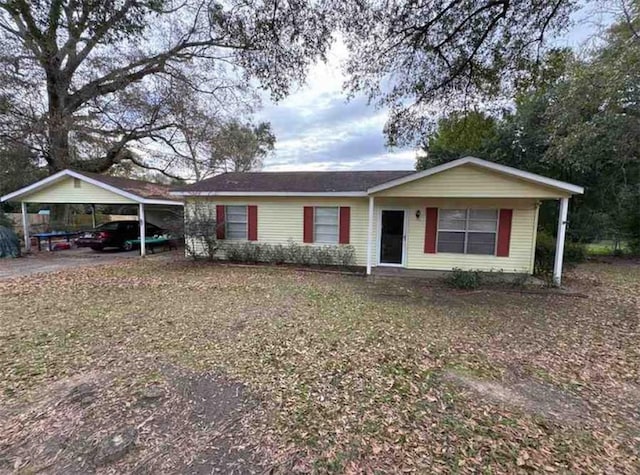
<box><xmin>437</xmin><ymin>208</ymin><xmax>498</xmax><ymax>255</ymax></box>
<box><xmin>225</xmin><ymin>205</ymin><xmax>248</xmax><ymax>240</ymax></box>
<box><xmin>313</xmin><ymin>206</ymin><xmax>339</xmax><ymax>244</ymax></box>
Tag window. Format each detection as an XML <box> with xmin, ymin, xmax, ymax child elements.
<box><xmin>73</xmin><ymin>178</ymin><xmax>81</xmax><ymax>188</ymax></box>
<box><xmin>437</xmin><ymin>209</ymin><xmax>497</xmax><ymax>255</ymax></box>
<box><xmin>314</xmin><ymin>207</ymin><xmax>339</xmax><ymax>244</ymax></box>
<box><xmin>226</xmin><ymin>205</ymin><xmax>247</xmax><ymax>239</ymax></box>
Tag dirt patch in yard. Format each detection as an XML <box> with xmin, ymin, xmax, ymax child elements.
<box><xmin>0</xmin><ymin>362</ymin><xmax>265</xmax><ymax>474</ymax></box>
<box><xmin>444</xmin><ymin>370</ymin><xmax>591</xmax><ymax>426</ymax></box>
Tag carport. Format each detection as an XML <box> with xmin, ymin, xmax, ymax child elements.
<box><xmin>0</xmin><ymin>169</ymin><xmax>183</xmax><ymax>256</ymax></box>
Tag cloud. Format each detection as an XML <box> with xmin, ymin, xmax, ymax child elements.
<box><xmin>258</xmin><ymin>36</ymin><xmax>416</xmax><ymax>172</ymax></box>
<box><xmin>260</xmin><ymin>13</ymin><xmax>606</xmax><ymax>172</ymax></box>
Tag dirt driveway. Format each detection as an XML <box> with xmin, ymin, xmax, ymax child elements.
<box><xmin>0</xmin><ymin>248</ymin><xmax>142</xmax><ymax>280</ymax></box>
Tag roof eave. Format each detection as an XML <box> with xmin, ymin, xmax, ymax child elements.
<box><xmin>171</xmin><ymin>191</ymin><xmax>369</xmax><ymax>197</ymax></box>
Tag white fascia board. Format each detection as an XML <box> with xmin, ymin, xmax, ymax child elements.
<box><xmin>366</xmin><ymin>156</ymin><xmax>584</xmax><ymax>195</ymax></box>
<box><xmin>171</xmin><ymin>191</ymin><xmax>369</xmax><ymax>197</ymax></box>
<box><xmin>142</xmin><ymin>198</ymin><xmax>184</xmax><ymax>206</ymax></box>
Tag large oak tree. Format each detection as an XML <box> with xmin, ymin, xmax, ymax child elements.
<box><xmin>338</xmin><ymin>0</ymin><xmax>579</xmax><ymax>145</ymax></box>
<box><xmin>0</xmin><ymin>0</ymin><xmax>331</xmax><ymax>176</ymax></box>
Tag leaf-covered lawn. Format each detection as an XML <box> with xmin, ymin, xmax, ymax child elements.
<box><xmin>1</xmin><ymin>258</ymin><xmax>639</xmax><ymax>472</ymax></box>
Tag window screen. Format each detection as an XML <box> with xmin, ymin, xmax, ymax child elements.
<box><xmin>314</xmin><ymin>207</ymin><xmax>339</xmax><ymax>244</ymax></box>
<box><xmin>226</xmin><ymin>205</ymin><xmax>247</xmax><ymax>240</ymax></box>
<box><xmin>437</xmin><ymin>209</ymin><xmax>498</xmax><ymax>255</ymax></box>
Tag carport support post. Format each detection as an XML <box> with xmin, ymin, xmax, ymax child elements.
<box><xmin>139</xmin><ymin>203</ymin><xmax>146</xmax><ymax>257</ymax></box>
<box><xmin>553</xmin><ymin>197</ymin><xmax>569</xmax><ymax>287</ymax></box>
<box><xmin>21</xmin><ymin>201</ymin><xmax>30</xmax><ymax>252</ymax></box>
<box><xmin>91</xmin><ymin>204</ymin><xmax>96</xmax><ymax>228</ymax></box>
<box><xmin>366</xmin><ymin>195</ymin><xmax>374</xmax><ymax>275</ymax></box>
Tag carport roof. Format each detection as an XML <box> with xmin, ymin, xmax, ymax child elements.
<box><xmin>0</xmin><ymin>169</ymin><xmax>183</xmax><ymax>205</ymax></box>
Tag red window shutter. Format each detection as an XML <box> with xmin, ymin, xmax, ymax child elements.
<box><xmin>248</xmin><ymin>205</ymin><xmax>258</xmax><ymax>241</ymax></box>
<box><xmin>216</xmin><ymin>205</ymin><xmax>225</xmax><ymax>240</ymax></box>
<box><xmin>496</xmin><ymin>209</ymin><xmax>513</xmax><ymax>257</ymax></box>
<box><xmin>303</xmin><ymin>206</ymin><xmax>314</xmax><ymax>243</ymax></box>
<box><xmin>339</xmin><ymin>207</ymin><xmax>350</xmax><ymax>244</ymax></box>
<box><xmin>424</xmin><ymin>207</ymin><xmax>438</xmax><ymax>253</ymax></box>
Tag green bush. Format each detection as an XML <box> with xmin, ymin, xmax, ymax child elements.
<box><xmin>0</xmin><ymin>210</ymin><xmax>13</xmax><ymax>229</ymax></box>
<box><xmin>535</xmin><ymin>231</ymin><xmax>587</xmax><ymax>276</ymax></box>
<box><xmin>446</xmin><ymin>268</ymin><xmax>481</xmax><ymax>289</ymax></box>
<box><xmin>222</xmin><ymin>240</ymin><xmax>356</xmax><ymax>268</ymax></box>
<box><xmin>0</xmin><ymin>225</ymin><xmax>21</xmax><ymax>258</ymax></box>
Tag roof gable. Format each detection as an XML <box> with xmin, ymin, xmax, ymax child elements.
<box><xmin>1</xmin><ymin>169</ymin><xmax>182</xmax><ymax>205</ymax></box>
<box><xmin>367</xmin><ymin>157</ymin><xmax>584</xmax><ymax>196</ymax></box>
<box><xmin>371</xmin><ymin>163</ymin><xmax>574</xmax><ymax>198</ymax></box>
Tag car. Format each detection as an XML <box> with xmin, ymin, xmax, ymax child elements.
<box><xmin>76</xmin><ymin>220</ymin><xmax>164</xmax><ymax>251</ymax></box>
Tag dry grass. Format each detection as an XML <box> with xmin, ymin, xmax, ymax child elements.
<box><xmin>1</xmin><ymin>258</ymin><xmax>639</xmax><ymax>473</ymax></box>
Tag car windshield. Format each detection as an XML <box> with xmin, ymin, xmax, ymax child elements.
<box><xmin>96</xmin><ymin>222</ymin><xmax>121</xmax><ymax>231</ymax></box>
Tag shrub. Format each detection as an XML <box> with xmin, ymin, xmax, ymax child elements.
<box><xmin>184</xmin><ymin>203</ymin><xmax>219</xmax><ymax>260</ymax></box>
<box><xmin>0</xmin><ymin>210</ymin><xmax>13</xmax><ymax>229</ymax></box>
<box><xmin>0</xmin><ymin>226</ymin><xmax>21</xmax><ymax>258</ymax></box>
<box><xmin>336</xmin><ymin>245</ymin><xmax>356</xmax><ymax>267</ymax></box>
<box><xmin>446</xmin><ymin>268</ymin><xmax>481</xmax><ymax>289</ymax></box>
<box><xmin>269</xmin><ymin>244</ymin><xmax>287</xmax><ymax>264</ymax></box>
<box><xmin>224</xmin><ymin>241</ymin><xmax>257</xmax><ymax>263</ymax></box>
<box><xmin>534</xmin><ymin>231</ymin><xmax>586</xmax><ymax>276</ymax></box>
<box><xmin>221</xmin><ymin>240</ymin><xmax>356</xmax><ymax>268</ymax></box>
<box><xmin>314</xmin><ymin>245</ymin><xmax>335</xmax><ymax>266</ymax></box>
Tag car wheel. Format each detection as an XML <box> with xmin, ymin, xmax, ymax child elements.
<box><xmin>123</xmin><ymin>241</ymin><xmax>134</xmax><ymax>251</ymax></box>
<box><xmin>90</xmin><ymin>246</ymin><xmax>103</xmax><ymax>251</ymax></box>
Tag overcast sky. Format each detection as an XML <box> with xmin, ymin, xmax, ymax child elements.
<box><xmin>258</xmin><ymin>3</ymin><xmax>614</xmax><ymax>172</ymax></box>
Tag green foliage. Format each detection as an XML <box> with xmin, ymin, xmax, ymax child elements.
<box><xmin>223</xmin><ymin>241</ymin><xmax>357</xmax><ymax>268</ymax></box>
<box><xmin>0</xmin><ymin>145</ymin><xmax>44</xmax><ymax>206</ymax></box>
<box><xmin>0</xmin><ymin>209</ymin><xmax>12</xmax><ymax>229</ymax></box>
<box><xmin>417</xmin><ymin>111</ymin><xmax>497</xmax><ymax>170</ymax></box>
<box><xmin>210</xmin><ymin>121</ymin><xmax>276</xmax><ymax>172</ymax></box>
<box><xmin>418</xmin><ymin>24</ymin><xmax>640</xmax><ymax>248</ymax></box>
<box><xmin>534</xmin><ymin>231</ymin><xmax>587</xmax><ymax>276</ymax></box>
<box><xmin>0</xmin><ymin>225</ymin><xmax>20</xmax><ymax>258</ymax></box>
<box><xmin>446</xmin><ymin>268</ymin><xmax>481</xmax><ymax>290</ymax></box>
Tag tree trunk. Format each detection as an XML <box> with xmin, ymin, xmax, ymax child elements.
<box><xmin>46</xmin><ymin>66</ymin><xmax>71</xmax><ymax>172</ymax></box>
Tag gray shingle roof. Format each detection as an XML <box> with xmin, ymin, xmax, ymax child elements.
<box><xmin>75</xmin><ymin>171</ymin><xmax>176</xmax><ymax>200</ymax></box>
<box><xmin>173</xmin><ymin>170</ymin><xmax>415</xmax><ymax>194</ymax></box>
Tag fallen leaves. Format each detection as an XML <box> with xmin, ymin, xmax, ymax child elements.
<box><xmin>0</xmin><ymin>258</ymin><xmax>639</xmax><ymax>472</ymax></box>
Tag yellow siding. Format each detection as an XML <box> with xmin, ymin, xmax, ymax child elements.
<box><xmin>185</xmin><ymin>196</ymin><xmax>540</xmax><ymax>274</ymax></box>
<box><xmin>380</xmin><ymin>198</ymin><xmax>539</xmax><ymax>273</ymax></box>
<box><xmin>373</xmin><ymin>164</ymin><xmax>569</xmax><ymax>199</ymax></box>
<box><xmin>185</xmin><ymin>197</ymin><xmax>371</xmax><ymax>264</ymax></box>
<box><xmin>23</xmin><ymin>177</ymin><xmax>136</xmax><ymax>204</ymax></box>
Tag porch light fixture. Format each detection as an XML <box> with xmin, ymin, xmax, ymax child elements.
<box><xmin>415</xmin><ymin>209</ymin><xmax>421</xmax><ymax>220</ymax></box>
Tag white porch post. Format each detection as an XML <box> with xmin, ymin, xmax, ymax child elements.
<box><xmin>366</xmin><ymin>195</ymin><xmax>374</xmax><ymax>275</ymax></box>
<box><xmin>21</xmin><ymin>201</ymin><xmax>30</xmax><ymax>252</ymax></box>
<box><xmin>553</xmin><ymin>197</ymin><xmax>569</xmax><ymax>286</ymax></box>
<box><xmin>139</xmin><ymin>203</ymin><xmax>146</xmax><ymax>257</ymax></box>
<box><xmin>91</xmin><ymin>204</ymin><xmax>96</xmax><ymax>228</ymax></box>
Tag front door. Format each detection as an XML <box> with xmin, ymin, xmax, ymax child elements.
<box><xmin>379</xmin><ymin>210</ymin><xmax>405</xmax><ymax>265</ymax></box>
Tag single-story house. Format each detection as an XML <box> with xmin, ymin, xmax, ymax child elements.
<box><xmin>172</xmin><ymin>157</ymin><xmax>584</xmax><ymax>285</ymax></box>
